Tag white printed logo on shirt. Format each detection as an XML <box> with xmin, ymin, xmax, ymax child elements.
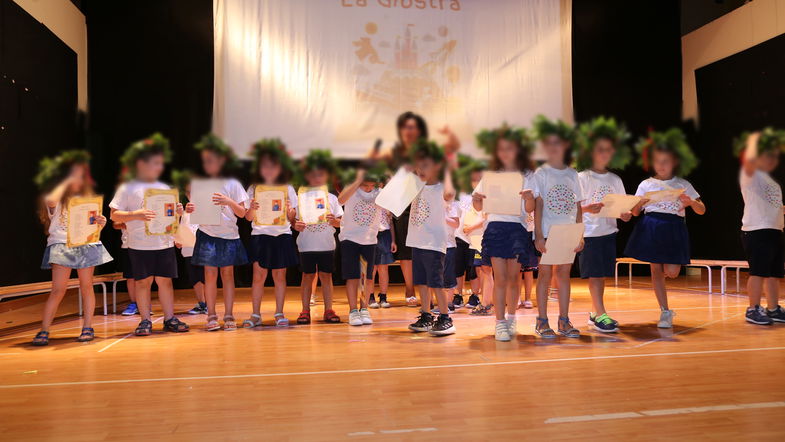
<box><xmin>410</xmin><ymin>195</ymin><xmax>432</xmax><ymax>227</ymax></box>
<box><xmin>590</xmin><ymin>184</ymin><xmax>613</xmax><ymax>204</ymax></box>
<box><xmin>352</xmin><ymin>198</ymin><xmax>379</xmax><ymax>227</ymax></box>
<box><xmin>546</xmin><ymin>184</ymin><xmax>577</xmax><ymax>216</ymax></box>
<box><xmin>765</xmin><ymin>183</ymin><xmax>782</xmax><ymax>208</ymax></box>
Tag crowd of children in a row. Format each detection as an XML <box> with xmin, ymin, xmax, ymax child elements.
<box><xmin>30</xmin><ymin>113</ymin><xmax>785</xmax><ymax>345</ymax></box>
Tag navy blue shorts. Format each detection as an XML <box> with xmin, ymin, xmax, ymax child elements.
<box><xmin>412</xmin><ymin>247</ymin><xmax>446</xmax><ymax>289</ymax></box>
<box><xmin>184</xmin><ymin>256</ymin><xmax>205</xmax><ymax>286</ymax></box>
<box><xmin>375</xmin><ymin>230</ymin><xmax>395</xmax><ymax>265</ymax></box>
<box><xmin>454</xmin><ymin>238</ymin><xmax>477</xmax><ymax>281</ymax></box>
<box><xmin>120</xmin><ymin>248</ymin><xmax>133</xmax><ymax>279</ymax></box>
<box><xmin>741</xmin><ymin>229</ymin><xmax>785</xmax><ymax>278</ymax></box>
<box><xmin>301</xmin><ymin>251</ymin><xmax>335</xmax><ymax>274</ymax></box>
<box><xmin>393</xmin><ymin>207</ymin><xmax>412</xmax><ymax>260</ymax></box>
<box><xmin>481</xmin><ymin>221</ymin><xmax>536</xmax><ymax>266</ymax></box>
<box><xmin>624</xmin><ymin>213</ymin><xmax>690</xmax><ymax>265</ymax></box>
<box><xmin>127</xmin><ymin>247</ymin><xmax>178</xmax><ymax>280</ymax></box>
<box><xmin>191</xmin><ymin>230</ymin><xmax>249</xmax><ymax>268</ymax></box>
<box><xmin>443</xmin><ymin>247</ymin><xmax>458</xmax><ymax>289</ymax></box>
<box><xmin>578</xmin><ymin>233</ymin><xmax>617</xmax><ymax>278</ymax></box>
<box><xmin>248</xmin><ymin>234</ymin><xmax>299</xmax><ymax>269</ymax></box>
<box><xmin>340</xmin><ymin>240</ymin><xmax>376</xmax><ymax>280</ymax></box>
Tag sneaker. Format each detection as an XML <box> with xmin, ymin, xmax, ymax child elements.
<box><xmin>430</xmin><ymin>314</ymin><xmax>456</xmax><ymax>336</ymax></box>
<box><xmin>522</xmin><ymin>300</ymin><xmax>533</xmax><ymax>309</ymax></box>
<box><xmin>452</xmin><ymin>294</ymin><xmax>464</xmax><ymax>308</ymax></box>
<box><xmin>121</xmin><ymin>302</ymin><xmax>139</xmax><ymax>316</ymax></box>
<box><xmin>470</xmin><ymin>304</ymin><xmax>493</xmax><ymax>316</ymax></box>
<box><xmin>507</xmin><ymin>318</ymin><xmax>517</xmax><ymax>336</ymax></box>
<box><xmin>657</xmin><ymin>309</ymin><xmax>675</xmax><ymax>328</ymax></box>
<box><xmin>369</xmin><ymin>294</ymin><xmax>379</xmax><ymax>309</ymax></box>
<box><xmin>495</xmin><ymin>320</ymin><xmax>511</xmax><ymax>341</ymax></box>
<box><xmin>590</xmin><ymin>313</ymin><xmax>619</xmax><ymax>333</ymax></box>
<box><xmin>746</xmin><ymin>305</ymin><xmax>773</xmax><ymax>325</ymax></box>
<box><xmin>432</xmin><ymin>307</ymin><xmax>440</xmax><ymax>315</ymax></box>
<box><xmin>466</xmin><ymin>294</ymin><xmax>480</xmax><ymax>308</ymax></box>
<box><xmin>348</xmin><ymin>310</ymin><xmax>363</xmax><ymax>326</ymax></box>
<box><xmin>767</xmin><ymin>305</ymin><xmax>785</xmax><ymax>323</ymax></box>
<box><xmin>379</xmin><ymin>293</ymin><xmax>391</xmax><ymax>308</ymax></box>
<box><xmin>187</xmin><ymin>302</ymin><xmax>207</xmax><ymax>315</ymax></box>
<box><xmin>448</xmin><ymin>302</ymin><xmax>456</xmax><ymax>313</ymax></box>
<box><xmin>406</xmin><ymin>296</ymin><xmax>419</xmax><ymax>307</ymax></box>
<box><xmin>310</xmin><ymin>293</ymin><xmax>316</xmax><ymax>305</ymax></box>
<box><xmin>408</xmin><ymin>312</ymin><xmax>434</xmax><ymax>332</ymax></box>
<box><xmin>359</xmin><ymin>308</ymin><xmax>373</xmax><ymax>325</ymax></box>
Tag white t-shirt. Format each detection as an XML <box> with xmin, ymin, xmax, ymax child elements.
<box><xmin>472</xmin><ymin>170</ymin><xmax>534</xmax><ymax>225</ymax></box>
<box><xmin>339</xmin><ymin>188</ymin><xmax>382</xmax><ymax>245</ymax></box>
<box><xmin>197</xmin><ymin>178</ymin><xmax>248</xmax><ymax>240</ymax></box>
<box><xmin>296</xmin><ymin>192</ymin><xmax>343</xmax><ymax>252</ymax></box>
<box><xmin>635</xmin><ymin>177</ymin><xmax>699</xmax><ymax>217</ymax></box>
<box><xmin>378</xmin><ymin>208</ymin><xmax>391</xmax><ymax>232</ymax></box>
<box><xmin>445</xmin><ymin>201</ymin><xmax>460</xmax><ymax>249</ymax></box>
<box><xmin>120</xmin><ymin>228</ymin><xmax>129</xmax><ymax>249</ymax></box>
<box><xmin>179</xmin><ymin>212</ymin><xmax>199</xmax><ymax>258</ymax></box>
<box><xmin>740</xmin><ymin>170</ymin><xmax>784</xmax><ymax>231</ymax></box>
<box><xmin>406</xmin><ymin>183</ymin><xmax>449</xmax><ymax>254</ymax></box>
<box><xmin>455</xmin><ymin>193</ymin><xmax>473</xmax><ymax>244</ymax></box>
<box><xmin>247</xmin><ymin>184</ymin><xmax>298</xmax><ymax>236</ymax></box>
<box><xmin>45</xmin><ymin>204</ymin><xmax>68</xmax><ymax>246</ymax></box>
<box><xmin>533</xmin><ymin>164</ymin><xmax>584</xmax><ymax>238</ymax></box>
<box><xmin>109</xmin><ymin>180</ymin><xmax>174</xmax><ymax>250</ymax></box>
<box><xmin>579</xmin><ymin>170</ymin><xmax>626</xmax><ymax>238</ymax></box>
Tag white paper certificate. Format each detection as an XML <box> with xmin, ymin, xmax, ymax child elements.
<box><xmin>298</xmin><ymin>185</ymin><xmax>329</xmax><ymax>224</ymax></box>
<box><xmin>540</xmin><ymin>223</ymin><xmax>584</xmax><ymax>265</ymax></box>
<box><xmin>67</xmin><ymin>196</ymin><xmax>103</xmax><ymax>247</ymax></box>
<box><xmin>144</xmin><ymin>189</ymin><xmax>179</xmax><ymax>236</ymax></box>
<box><xmin>174</xmin><ymin>220</ymin><xmax>196</xmax><ymax>248</ymax></box>
<box><xmin>190</xmin><ymin>178</ymin><xmax>224</xmax><ymax>226</ymax></box>
<box><xmin>597</xmin><ymin>194</ymin><xmax>642</xmax><ymax>218</ymax></box>
<box><xmin>481</xmin><ymin>171</ymin><xmax>524</xmax><ymax>216</ymax></box>
<box><xmin>375</xmin><ymin>168</ymin><xmax>425</xmax><ymax>217</ymax></box>
<box><xmin>643</xmin><ymin>188</ymin><xmax>685</xmax><ymax>205</ymax></box>
<box><xmin>254</xmin><ymin>185</ymin><xmax>288</xmax><ymax>226</ymax></box>
<box><xmin>462</xmin><ymin>208</ymin><xmax>484</xmax><ymax>253</ymax></box>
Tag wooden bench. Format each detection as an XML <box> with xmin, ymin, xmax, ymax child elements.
<box><xmin>614</xmin><ymin>258</ymin><xmax>749</xmax><ymax>295</ymax></box>
<box><xmin>0</xmin><ymin>272</ymin><xmax>125</xmax><ymax>316</ymax></box>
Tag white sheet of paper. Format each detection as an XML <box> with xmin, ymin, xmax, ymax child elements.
<box><xmin>190</xmin><ymin>178</ymin><xmax>224</xmax><ymax>225</ymax></box>
<box><xmin>144</xmin><ymin>190</ymin><xmax>178</xmax><ymax>235</ymax></box>
<box><xmin>174</xmin><ymin>220</ymin><xmax>196</xmax><ymax>248</ymax></box>
<box><xmin>375</xmin><ymin>168</ymin><xmax>425</xmax><ymax>217</ymax></box>
<box><xmin>597</xmin><ymin>194</ymin><xmax>642</xmax><ymax>218</ymax></box>
<box><xmin>462</xmin><ymin>208</ymin><xmax>484</xmax><ymax>252</ymax></box>
<box><xmin>298</xmin><ymin>186</ymin><xmax>329</xmax><ymax>224</ymax></box>
<box><xmin>644</xmin><ymin>188</ymin><xmax>685</xmax><ymax>205</ymax></box>
<box><xmin>67</xmin><ymin>197</ymin><xmax>102</xmax><ymax>247</ymax></box>
<box><xmin>481</xmin><ymin>172</ymin><xmax>524</xmax><ymax>216</ymax></box>
<box><xmin>540</xmin><ymin>223</ymin><xmax>584</xmax><ymax>265</ymax></box>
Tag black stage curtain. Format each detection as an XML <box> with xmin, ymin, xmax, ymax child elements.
<box><xmin>694</xmin><ymin>33</ymin><xmax>785</xmax><ymax>260</ymax></box>
<box><xmin>0</xmin><ymin>0</ymin><xmax>78</xmax><ymax>286</ymax></box>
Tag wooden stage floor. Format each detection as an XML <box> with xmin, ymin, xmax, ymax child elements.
<box><xmin>1</xmin><ymin>276</ymin><xmax>784</xmax><ymax>441</ymax></box>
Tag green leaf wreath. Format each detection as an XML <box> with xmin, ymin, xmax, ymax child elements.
<box><xmin>170</xmin><ymin>169</ymin><xmax>193</xmax><ymax>205</ymax></box>
<box><xmin>120</xmin><ymin>132</ymin><xmax>173</xmax><ymax>177</ymax></box>
<box><xmin>34</xmin><ymin>150</ymin><xmax>91</xmax><ymax>190</ymax></box>
<box><xmin>194</xmin><ymin>133</ymin><xmax>241</xmax><ymax>172</ymax></box>
<box><xmin>456</xmin><ymin>156</ymin><xmax>487</xmax><ymax>193</ymax></box>
<box><xmin>635</xmin><ymin>127</ymin><xmax>699</xmax><ymax>177</ymax></box>
<box><xmin>733</xmin><ymin>127</ymin><xmax>785</xmax><ymax>157</ymax></box>
<box><xmin>531</xmin><ymin>114</ymin><xmax>575</xmax><ymax>144</ymax></box>
<box><xmin>574</xmin><ymin>116</ymin><xmax>632</xmax><ymax>171</ymax></box>
<box><xmin>475</xmin><ymin>123</ymin><xmax>535</xmax><ymax>156</ymax></box>
<box><xmin>409</xmin><ymin>138</ymin><xmax>445</xmax><ymax>163</ymax></box>
<box><xmin>249</xmin><ymin>138</ymin><xmax>297</xmax><ymax>183</ymax></box>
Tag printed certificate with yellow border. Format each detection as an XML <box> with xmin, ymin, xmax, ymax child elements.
<box><xmin>253</xmin><ymin>184</ymin><xmax>288</xmax><ymax>226</ymax></box>
<box><xmin>66</xmin><ymin>196</ymin><xmax>103</xmax><ymax>247</ymax></box>
<box><xmin>143</xmin><ymin>188</ymin><xmax>179</xmax><ymax>236</ymax></box>
<box><xmin>298</xmin><ymin>185</ymin><xmax>329</xmax><ymax>224</ymax></box>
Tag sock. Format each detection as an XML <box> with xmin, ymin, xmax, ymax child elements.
<box><xmin>199</xmin><ymin>301</ymin><xmax>206</xmax><ymax>307</ymax></box>
<box><xmin>439</xmin><ymin>313</ymin><xmax>449</xmax><ymax>319</ymax></box>
<box><xmin>505</xmin><ymin>313</ymin><xmax>515</xmax><ymax>322</ymax></box>
<box><xmin>350</xmin><ymin>308</ymin><xmax>359</xmax><ymax>313</ymax></box>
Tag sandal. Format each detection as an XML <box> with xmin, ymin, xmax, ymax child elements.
<box><xmin>163</xmin><ymin>317</ymin><xmax>190</xmax><ymax>333</ymax></box>
<box><xmin>297</xmin><ymin>310</ymin><xmax>311</xmax><ymax>324</ymax></box>
<box><xmin>32</xmin><ymin>331</ymin><xmax>49</xmax><ymax>346</ymax></box>
<box><xmin>243</xmin><ymin>314</ymin><xmax>262</xmax><ymax>328</ymax></box>
<box><xmin>223</xmin><ymin>316</ymin><xmax>237</xmax><ymax>331</ymax></box>
<box><xmin>205</xmin><ymin>315</ymin><xmax>221</xmax><ymax>332</ymax></box>
<box><xmin>274</xmin><ymin>313</ymin><xmax>289</xmax><ymax>327</ymax></box>
<box><xmin>323</xmin><ymin>309</ymin><xmax>341</xmax><ymax>323</ymax></box>
<box><xmin>134</xmin><ymin>319</ymin><xmax>153</xmax><ymax>336</ymax></box>
<box><xmin>557</xmin><ymin>316</ymin><xmax>580</xmax><ymax>338</ymax></box>
<box><xmin>77</xmin><ymin>327</ymin><xmax>95</xmax><ymax>342</ymax></box>
<box><xmin>534</xmin><ymin>317</ymin><xmax>556</xmax><ymax>339</ymax></box>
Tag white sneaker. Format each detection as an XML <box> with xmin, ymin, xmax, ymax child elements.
<box><xmin>406</xmin><ymin>296</ymin><xmax>418</xmax><ymax>307</ymax></box>
<box><xmin>495</xmin><ymin>321</ymin><xmax>511</xmax><ymax>342</ymax></box>
<box><xmin>508</xmin><ymin>318</ymin><xmax>517</xmax><ymax>337</ymax></box>
<box><xmin>349</xmin><ymin>310</ymin><xmax>363</xmax><ymax>326</ymax></box>
<box><xmin>359</xmin><ymin>308</ymin><xmax>373</xmax><ymax>325</ymax></box>
<box><xmin>380</xmin><ymin>299</ymin><xmax>391</xmax><ymax>308</ymax></box>
<box><xmin>657</xmin><ymin>309</ymin><xmax>675</xmax><ymax>328</ymax></box>
<box><xmin>310</xmin><ymin>294</ymin><xmax>316</xmax><ymax>305</ymax></box>
<box><xmin>523</xmin><ymin>300</ymin><xmax>533</xmax><ymax>309</ymax></box>
<box><xmin>369</xmin><ymin>301</ymin><xmax>380</xmax><ymax>309</ymax></box>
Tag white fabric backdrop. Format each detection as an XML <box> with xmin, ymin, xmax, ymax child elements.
<box><xmin>214</xmin><ymin>0</ymin><xmax>571</xmax><ymax>158</ymax></box>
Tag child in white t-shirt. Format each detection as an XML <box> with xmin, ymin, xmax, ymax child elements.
<box><xmin>110</xmin><ymin>134</ymin><xmax>191</xmax><ymax>336</ymax></box>
<box><xmin>369</xmin><ymin>207</ymin><xmax>396</xmax><ymax>309</ymax></box>
<box><xmin>190</xmin><ymin>135</ymin><xmax>249</xmax><ymax>331</ymax></box>
<box><xmin>531</xmin><ymin>116</ymin><xmax>584</xmax><ymax>339</ymax></box>
<box><xmin>624</xmin><ymin>128</ymin><xmax>705</xmax><ymax>329</ymax></box>
<box><xmin>454</xmin><ymin>163</ymin><xmax>485</xmax><ymax>310</ymax></box>
<box><xmin>574</xmin><ymin>117</ymin><xmax>633</xmax><ymax>333</ymax></box>
<box><xmin>736</xmin><ymin>129</ymin><xmax>785</xmax><ymax>325</ymax></box>
<box><xmin>293</xmin><ymin>150</ymin><xmax>343</xmax><ymax>324</ymax></box>
<box><xmin>244</xmin><ymin>140</ymin><xmax>299</xmax><ymax>328</ymax></box>
<box><xmin>170</xmin><ymin>172</ymin><xmax>206</xmax><ymax>315</ymax></box>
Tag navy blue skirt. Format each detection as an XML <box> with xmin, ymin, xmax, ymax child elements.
<box><xmin>579</xmin><ymin>233</ymin><xmax>617</xmax><ymax>278</ymax></box>
<box><xmin>481</xmin><ymin>221</ymin><xmax>536</xmax><ymax>266</ymax></box>
<box><xmin>248</xmin><ymin>233</ymin><xmax>299</xmax><ymax>269</ymax></box>
<box><xmin>375</xmin><ymin>230</ymin><xmax>395</xmax><ymax>265</ymax></box>
<box><xmin>624</xmin><ymin>213</ymin><xmax>690</xmax><ymax>265</ymax></box>
<box><xmin>191</xmin><ymin>230</ymin><xmax>249</xmax><ymax>268</ymax></box>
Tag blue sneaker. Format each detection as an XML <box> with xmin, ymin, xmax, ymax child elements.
<box><xmin>746</xmin><ymin>305</ymin><xmax>773</xmax><ymax>325</ymax></box>
<box><xmin>767</xmin><ymin>305</ymin><xmax>785</xmax><ymax>323</ymax></box>
<box><xmin>121</xmin><ymin>302</ymin><xmax>139</xmax><ymax>316</ymax></box>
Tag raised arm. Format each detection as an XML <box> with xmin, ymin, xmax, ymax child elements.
<box><xmin>43</xmin><ymin>177</ymin><xmax>73</xmax><ymax>209</ymax></box>
<box><xmin>338</xmin><ymin>169</ymin><xmax>366</xmax><ymax>205</ymax></box>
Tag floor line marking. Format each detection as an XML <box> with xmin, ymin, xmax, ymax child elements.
<box><xmin>1</xmin><ymin>345</ymin><xmax>783</xmax><ymax>390</ymax></box>
<box><xmin>632</xmin><ymin>312</ymin><xmax>744</xmax><ymax>349</ymax></box>
<box><xmin>96</xmin><ymin>317</ymin><xmax>164</xmax><ymax>353</ymax></box>
<box><xmin>545</xmin><ymin>401</ymin><xmax>785</xmax><ymax>424</ymax></box>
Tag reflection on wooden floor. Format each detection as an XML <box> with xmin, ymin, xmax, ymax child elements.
<box><xmin>1</xmin><ymin>276</ymin><xmax>784</xmax><ymax>441</ymax></box>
